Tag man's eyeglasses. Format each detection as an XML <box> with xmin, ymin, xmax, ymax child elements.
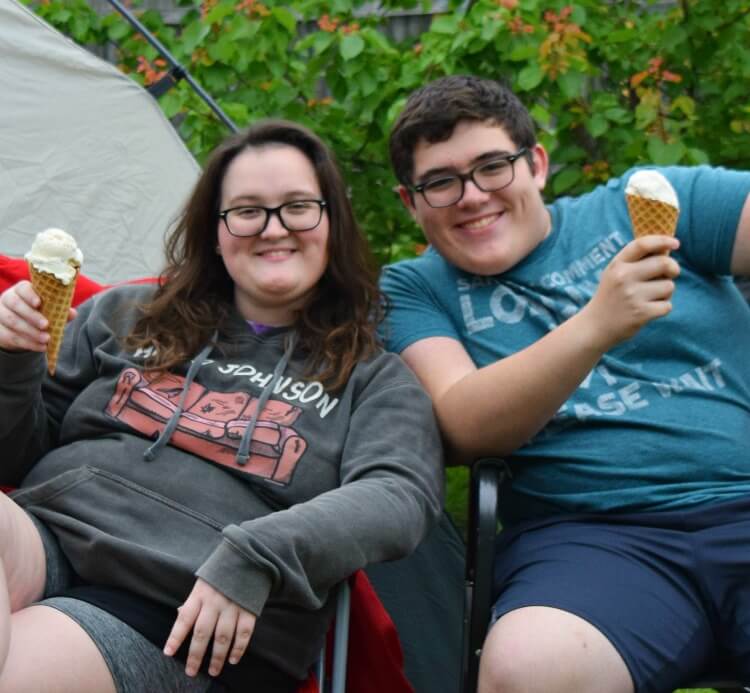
<box><xmin>219</xmin><ymin>200</ymin><xmax>327</xmax><ymax>237</ymax></box>
<box><xmin>412</xmin><ymin>148</ymin><xmax>529</xmax><ymax>208</ymax></box>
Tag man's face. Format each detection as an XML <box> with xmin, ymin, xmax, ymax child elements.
<box><xmin>400</xmin><ymin>120</ymin><xmax>551</xmax><ymax>276</ymax></box>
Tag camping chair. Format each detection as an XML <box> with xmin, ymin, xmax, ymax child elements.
<box><xmin>461</xmin><ymin>457</ymin><xmax>750</xmax><ymax>693</ymax></box>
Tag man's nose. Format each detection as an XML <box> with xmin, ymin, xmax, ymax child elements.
<box><xmin>458</xmin><ymin>179</ymin><xmax>490</xmax><ymax>207</ymax></box>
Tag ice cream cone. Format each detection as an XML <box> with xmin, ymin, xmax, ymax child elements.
<box><xmin>27</xmin><ymin>262</ymin><xmax>79</xmax><ymax>375</ymax></box>
<box><xmin>626</xmin><ymin>194</ymin><xmax>679</xmax><ymax>239</ymax></box>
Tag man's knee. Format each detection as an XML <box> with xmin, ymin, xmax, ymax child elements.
<box><xmin>478</xmin><ymin>631</ymin><xmax>539</xmax><ymax>693</ymax></box>
<box><xmin>477</xmin><ymin>607</ymin><xmax>633</xmax><ymax>693</ymax></box>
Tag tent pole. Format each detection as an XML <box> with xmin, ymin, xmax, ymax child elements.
<box><xmin>102</xmin><ymin>0</ymin><xmax>238</xmax><ymax>133</ymax></box>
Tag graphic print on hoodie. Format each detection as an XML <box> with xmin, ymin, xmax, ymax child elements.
<box><xmin>106</xmin><ymin>367</ymin><xmax>308</xmax><ymax>484</ymax></box>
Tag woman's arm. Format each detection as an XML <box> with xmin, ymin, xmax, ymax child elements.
<box><xmin>195</xmin><ymin>355</ymin><xmax>443</xmax><ymax>621</ymax></box>
<box><xmin>0</xmin><ymin>280</ymin><xmax>73</xmax><ymax>482</ymax></box>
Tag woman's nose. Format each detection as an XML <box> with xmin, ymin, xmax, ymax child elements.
<box><xmin>259</xmin><ymin>211</ymin><xmax>290</xmax><ymax>238</ymax></box>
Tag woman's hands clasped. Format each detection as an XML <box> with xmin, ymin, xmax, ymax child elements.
<box><xmin>163</xmin><ymin>578</ymin><xmax>257</xmax><ymax>678</ymax></box>
<box><xmin>0</xmin><ymin>280</ymin><xmax>75</xmax><ymax>352</ymax></box>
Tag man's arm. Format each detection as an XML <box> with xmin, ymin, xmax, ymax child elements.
<box><xmin>401</xmin><ymin>235</ymin><xmax>680</xmax><ymax>463</ymax></box>
<box><xmin>730</xmin><ymin>192</ymin><xmax>750</xmax><ymax>276</ymax></box>
<box><xmin>401</xmin><ymin>318</ymin><xmax>604</xmax><ymax>463</ymax></box>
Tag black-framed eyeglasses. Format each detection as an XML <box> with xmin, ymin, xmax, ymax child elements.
<box><xmin>219</xmin><ymin>200</ymin><xmax>327</xmax><ymax>237</ymax></box>
<box><xmin>412</xmin><ymin>148</ymin><xmax>529</xmax><ymax>208</ymax></box>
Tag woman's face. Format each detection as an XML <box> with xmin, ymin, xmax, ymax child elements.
<box><xmin>217</xmin><ymin>144</ymin><xmax>329</xmax><ymax>324</ymax></box>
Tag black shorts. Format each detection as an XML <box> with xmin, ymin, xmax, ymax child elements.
<box><xmin>32</xmin><ymin>515</ymin><xmax>298</xmax><ymax>693</ymax></box>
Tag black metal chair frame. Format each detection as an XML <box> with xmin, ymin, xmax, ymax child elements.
<box><xmin>317</xmin><ymin>580</ymin><xmax>351</xmax><ymax>693</ymax></box>
<box><xmin>460</xmin><ymin>457</ymin><xmax>750</xmax><ymax>693</ymax></box>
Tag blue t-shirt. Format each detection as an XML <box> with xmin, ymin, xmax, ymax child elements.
<box><xmin>381</xmin><ymin>166</ymin><xmax>750</xmax><ymax>524</ymax></box>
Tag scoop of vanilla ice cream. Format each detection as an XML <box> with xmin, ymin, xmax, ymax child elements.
<box><xmin>25</xmin><ymin>228</ymin><xmax>84</xmax><ymax>284</ymax></box>
<box><xmin>625</xmin><ymin>170</ymin><xmax>679</xmax><ymax>209</ymax></box>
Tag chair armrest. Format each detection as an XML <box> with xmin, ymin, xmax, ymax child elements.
<box><xmin>461</xmin><ymin>458</ymin><xmax>508</xmax><ymax>693</ymax></box>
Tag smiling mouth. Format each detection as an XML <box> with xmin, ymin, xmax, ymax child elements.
<box><xmin>459</xmin><ymin>212</ymin><xmax>501</xmax><ymax>231</ymax></box>
<box><xmin>257</xmin><ymin>249</ymin><xmax>296</xmax><ymax>258</ymax></box>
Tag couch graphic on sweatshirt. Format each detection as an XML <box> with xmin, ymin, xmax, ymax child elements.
<box><xmin>106</xmin><ymin>368</ymin><xmax>308</xmax><ymax>484</ymax></box>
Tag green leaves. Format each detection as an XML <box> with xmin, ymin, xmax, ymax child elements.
<box><xmin>647</xmin><ymin>138</ymin><xmax>687</xmax><ymax>166</ymax></box>
<box><xmin>30</xmin><ymin>0</ymin><xmax>750</xmax><ymax>262</ymax></box>
<box><xmin>271</xmin><ymin>7</ymin><xmax>297</xmax><ymax>34</ymax></box>
<box><xmin>340</xmin><ymin>34</ymin><xmax>365</xmax><ymax>61</ymax></box>
<box><xmin>180</xmin><ymin>20</ymin><xmax>211</xmax><ymax>54</ymax></box>
<box><xmin>552</xmin><ymin>166</ymin><xmax>583</xmax><ymax>195</ymax></box>
<box><xmin>518</xmin><ymin>63</ymin><xmax>544</xmax><ymax>91</ymax></box>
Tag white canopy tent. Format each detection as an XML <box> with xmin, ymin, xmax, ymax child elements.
<box><xmin>0</xmin><ymin>0</ymin><xmax>200</xmax><ymax>283</ymax></box>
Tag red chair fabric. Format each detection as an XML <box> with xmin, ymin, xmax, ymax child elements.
<box><xmin>0</xmin><ymin>253</ymin><xmax>413</xmax><ymax>693</ymax></box>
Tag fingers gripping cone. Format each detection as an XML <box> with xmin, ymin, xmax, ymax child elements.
<box><xmin>25</xmin><ymin>228</ymin><xmax>83</xmax><ymax>376</ymax></box>
<box><xmin>625</xmin><ymin>170</ymin><xmax>680</xmax><ymax>239</ymax></box>
<box><xmin>27</xmin><ymin>264</ymin><xmax>79</xmax><ymax>375</ymax></box>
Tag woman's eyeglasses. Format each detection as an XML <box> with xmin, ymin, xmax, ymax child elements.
<box><xmin>219</xmin><ymin>199</ymin><xmax>327</xmax><ymax>237</ymax></box>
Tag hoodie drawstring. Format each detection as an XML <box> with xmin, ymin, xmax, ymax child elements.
<box><xmin>143</xmin><ymin>339</ymin><xmax>216</xmax><ymax>462</ymax></box>
<box><xmin>142</xmin><ymin>331</ymin><xmax>297</xmax><ymax>467</ymax></box>
<box><xmin>236</xmin><ymin>333</ymin><xmax>297</xmax><ymax>467</ymax></box>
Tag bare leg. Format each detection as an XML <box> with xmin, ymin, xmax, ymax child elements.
<box><xmin>478</xmin><ymin>606</ymin><xmax>634</xmax><ymax>693</ymax></box>
<box><xmin>0</xmin><ymin>493</ymin><xmax>47</xmax><ymax>672</ymax></box>
<box><xmin>0</xmin><ymin>564</ymin><xmax>9</xmax><ymax>669</ymax></box>
<box><xmin>0</xmin><ymin>605</ymin><xmax>116</xmax><ymax>693</ymax></box>
<box><xmin>0</xmin><ymin>494</ymin><xmax>115</xmax><ymax>692</ymax></box>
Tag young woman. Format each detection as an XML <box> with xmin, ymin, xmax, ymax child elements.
<box><xmin>0</xmin><ymin>120</ymin><xmax>442</xmax><ymax>693</ymax></box>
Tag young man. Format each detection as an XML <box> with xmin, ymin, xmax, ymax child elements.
<box><xmin>381</xmin><ymin>74</ymin><xmax>750</xmax><ymax>693</ymax></box>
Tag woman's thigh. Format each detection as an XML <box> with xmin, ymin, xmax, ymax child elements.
<box><xmin>1</xmin><ymin>599</ymin><xmax>218</xmax><ymax>693</ymax></box>
<box><xmin>0</xmin><ymin>494</ymin><xmax>46</xmax><ymax>609</ymax></box>
<box><xmin>0</xmin><ymin>604</ymin><xmax>116</xmax><ymax>693</ymax></box>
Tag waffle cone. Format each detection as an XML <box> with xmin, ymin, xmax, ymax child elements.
<box><xmin>27</xmin><ymin>263</ymin><xmax>79</xmax><ymax>375</ymax></box>
<box><xmin>626</xmin><ymin>194</ymin><xmax>679</xmax><ymax>239</ymax></box>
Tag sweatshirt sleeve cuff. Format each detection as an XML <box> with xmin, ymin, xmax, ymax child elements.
<box><xmin>0</xmin><ymin>349</ymin><xmax>45</xmax><ymax>383</ymax></box>
<box><xmin>195</xmin><ymin>539</ymin><xmax>274</xmax><ymax>616</ymax></box>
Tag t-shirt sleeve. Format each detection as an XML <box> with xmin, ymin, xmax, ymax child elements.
<box><xmin>379</xmin><ymin>259</ymin><xmax>461</xmax><ymax>353</ymax></box>
<box><xmin>668</xmin><ymin>165</ymin><xmax>750</xmax><ymax>275</ymax></box>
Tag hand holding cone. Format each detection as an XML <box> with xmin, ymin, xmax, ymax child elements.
<box><xmin>25</xmin><ymin>228</ymin><xmax>83</xmax><ymax>375</ymax></box>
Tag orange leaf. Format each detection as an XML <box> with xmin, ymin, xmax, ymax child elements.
<box><xmin>630</xmin><ymin>70</ymin><xmax>649</xmax><ymax>87</ymax></box>
<box><xmin>661</xmin><ymin>70</ymin><xmax>682</xmax><ymax>83</ymax></box>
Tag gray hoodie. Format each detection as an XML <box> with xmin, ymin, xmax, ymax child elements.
<box><xmin>0</xmin><ymin>283</ymin><xmax>443</xmax><ymax>679</ymax></box>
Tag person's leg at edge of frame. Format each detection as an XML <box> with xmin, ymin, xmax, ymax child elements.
<box><xmin>0</xmin><ymin>493</ymin><xmax>116</xmax><ymax>693</ymax></box>
<box><xmin>0</xmin><ymin>491</ymin><xmax>47</xmax><ymax>668</ymax></box>
<box><xmin>477</xmin><ymin>605</ymin><xmax>634</xmax><ymax>693</ymax></box>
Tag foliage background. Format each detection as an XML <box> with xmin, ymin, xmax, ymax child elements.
<box><xmin>24</xmin><ymin>0</ymin><xmax>750</xmax><ymax>543</ymax></box>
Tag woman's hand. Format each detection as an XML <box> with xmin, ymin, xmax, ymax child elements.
<box><xmin>163</xmin><ymin>578</ymin><xmax>257</xmax><ymax>678</ymax></box>
<box><xmin>0</xmin><ymin>280</ymin><xmax>76</xmax><ymax>352</ymax></box>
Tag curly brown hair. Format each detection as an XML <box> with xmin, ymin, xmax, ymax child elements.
<box><xmin>125</xmin><ymin>119</ymin><xmax>383</xmax><ymax>390</ymax></box>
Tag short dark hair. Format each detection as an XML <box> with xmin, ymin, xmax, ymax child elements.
<box><xmin>389</xmin><ymin>75</ymin><xmax>538</xmax><ymax>186</ymax></box>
